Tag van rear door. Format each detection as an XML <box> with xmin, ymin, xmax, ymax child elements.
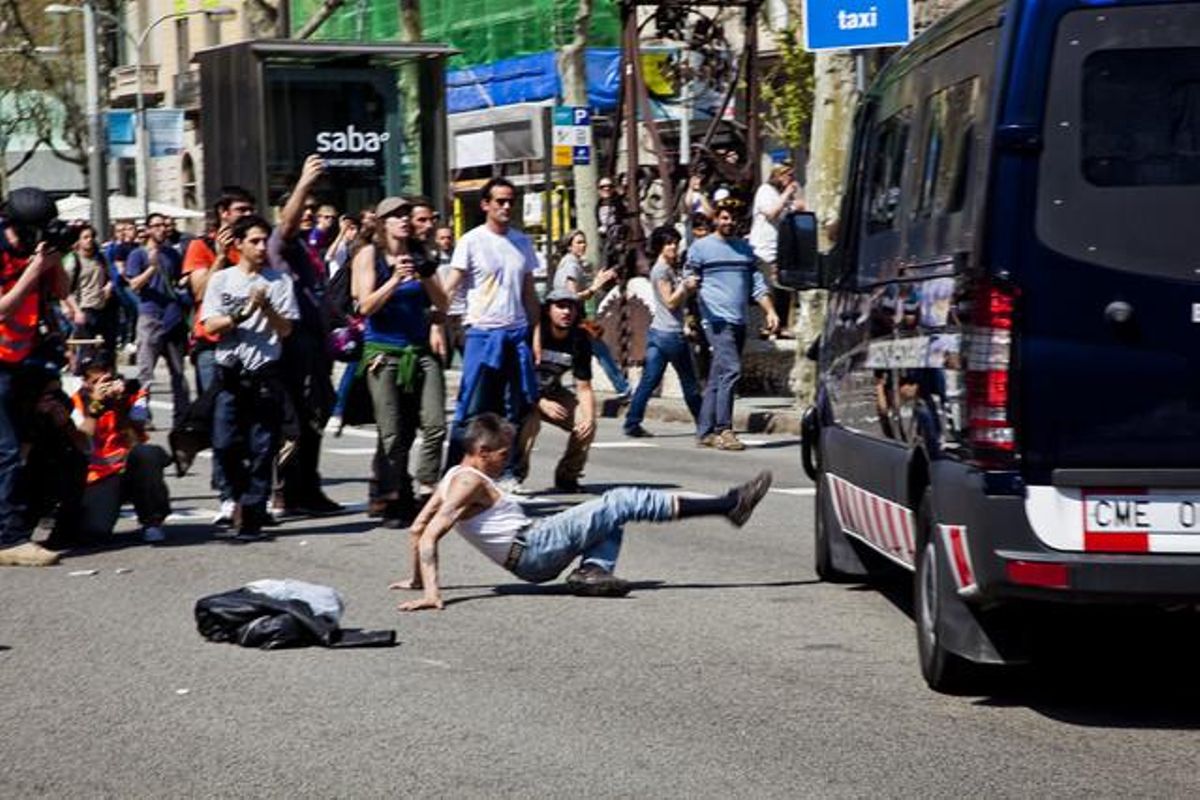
<box><xmin>1021</xmin><ymin>3</ymin><xmax>1200</xmax><ymax>478</ymax></box>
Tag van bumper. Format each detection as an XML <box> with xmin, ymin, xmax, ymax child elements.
<box><xmin>934</xmin><ymin>464</ymin><xmax>1200</xmax><ymax>604</ymax></box>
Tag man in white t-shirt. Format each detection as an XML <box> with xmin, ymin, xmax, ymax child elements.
<box><xmin>201</xmin><ymin>215</ymin><xmax>300</xmax><ymax>541</ymax></box>
<box><xmin>441</xmin><ymin>177</ymin><xmax>541</xmax><ymax>482</ymax></box>
<box><xmin>749</xmin><ymin>163</ymin><xmax>804</xmax><ymax>328</ymax></box>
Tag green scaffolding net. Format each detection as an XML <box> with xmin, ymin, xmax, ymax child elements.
<box><xmin>290</xmin><ymin>0</ymin><xmax>622</xmax><ymax>67</ymax></box>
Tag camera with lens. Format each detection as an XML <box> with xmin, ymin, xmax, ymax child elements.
<box><xmin>2</xmin><ymin>187</ymin><xmax>78</xmax><ymax>255</ymax></box>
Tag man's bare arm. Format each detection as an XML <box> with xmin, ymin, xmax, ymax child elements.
<box><xmin>390</xmin><ymin>492</ymin><xmax>445</xmax><ymax>590</ymax></box>
<box><xmin>398</xmin><ymin>473</ymin><xmax>488</xmax><ymax>612</ymax></box>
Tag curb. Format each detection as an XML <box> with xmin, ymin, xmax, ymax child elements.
<box><xmin>444</xmin><ymin>372</ymin><xmax>801</xmax><ymax>436</ymax></box>
<box><xmin>596</xmin><ymin>393</ymin><xmax>802</xmax><ymax>436</ymax></box>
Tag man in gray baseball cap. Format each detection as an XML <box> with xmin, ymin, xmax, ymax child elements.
<box><xmin>514</xmin><ymin>287</ymin><xmax>596</xmax><ymax>493</ymax></box>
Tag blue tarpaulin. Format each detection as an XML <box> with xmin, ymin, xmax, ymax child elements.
<box><xmin>447</xmin><ymin>48</ymin><xmax>622</xmax><ymax>114</ymax></box>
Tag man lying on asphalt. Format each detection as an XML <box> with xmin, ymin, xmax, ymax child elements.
<box><xmin>389</xmin><ymin>412</ymin><xmax>773</xmax><ymax>609</ymax></box>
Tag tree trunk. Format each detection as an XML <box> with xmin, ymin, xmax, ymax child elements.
<box><xmin>397</xmin><ymin>0</ymin><xmax>424</xmax><ymax>192</ymax></box>
<box><xmin>792</xmin><ymin>51</ymin><xmax>857</xmax><ymax>405</ymax></box>
<box><xmin>557</xmin><ymin>0</ymin><xmax>598</xmax><ymax>267</ymax></box>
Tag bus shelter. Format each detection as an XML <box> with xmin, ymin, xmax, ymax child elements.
<box><xmin>195</xmin><ymin>39</ymin><xmax>454</xmax><ymax>214</ymax></box>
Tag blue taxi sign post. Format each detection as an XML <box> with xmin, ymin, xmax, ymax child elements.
<box><xmin>803</xmin><ymin>0</ymin><xmax>913</xmax><ymax>51</ymax></box>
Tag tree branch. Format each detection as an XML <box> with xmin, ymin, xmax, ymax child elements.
<box><xmin>295</xmin><ymin>0</ymin><xmax>346</xmax><ymax>39</ymax></box>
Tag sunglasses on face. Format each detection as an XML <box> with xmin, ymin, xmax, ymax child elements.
<box><xmin>492</xmin><ymin>198</ymin><xmax>514</xmax><ymax>206</ymax></box>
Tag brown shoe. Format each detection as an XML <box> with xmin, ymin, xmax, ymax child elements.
<box><xmin>716</xmin><ymin>430</ymin><xmax>746</xmax><ymax>451</ymax></box>
<box><xmin>697</xmin><ymin>434</ymin><xmax>718</xmax><ymax>448</ymax></box>
<box><xmin>565</xmin><ymin>564</ymin><xmax>630</xmax><ymax>597</ymax></box>
<box><xmin>727</xmin><ymin>470</ymin><xmax>773</xmax><ymax>527</ymax></box>
<box><xmin>0</xmin><ymin>541</ymin><xmax>61</xmax><ymax>567</ymax></box>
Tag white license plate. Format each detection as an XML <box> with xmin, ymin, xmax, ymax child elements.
<box><xmin>1083</xmin><ymin>491</ymin><xmax>1200</xmax><ymax>535</ymax></box>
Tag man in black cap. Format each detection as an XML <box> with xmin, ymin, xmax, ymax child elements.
<box><xmin>515</xmin><ymin>287</ymin><xmax>597</xmax><ymax>493</ymax></box>
<box><xmin>0</xmin><ymin>188</ymin><xmax>72</xmax><ymax>565</ymax></box>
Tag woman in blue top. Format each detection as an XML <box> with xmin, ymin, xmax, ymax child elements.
<box><xmin>351</xmin><ymin>197</ymin><xmax>448</xmax><ymax>527</ymax></box>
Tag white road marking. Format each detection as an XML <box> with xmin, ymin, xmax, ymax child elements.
<box><xmin>163</xmin><ymin>501</ymin><xmax>370</xmax><ymax>525</ymax></box>
<box><xmin>771</xmin><ymin>487</ymin><xmax>816</xmax><ymax>497</ymax></box>
<box><xmin>588</xmin><ymin>442</ymin><xmax>659</xmax><ymax>449</ymax></box>
<box><xmin>331</xmin><ymin>427</ymin><xmax>378</xmax><ymax>440</ymax></box>
<box><xmin>327</xmin><ymin>447</ymin><xmax>377</xmax><ymax>456</ymax></box>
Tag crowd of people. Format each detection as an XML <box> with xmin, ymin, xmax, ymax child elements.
<box><xmin>0</xmin><ymin>157</ymin><xmax>800</xmax><ymax>592</ymax></box>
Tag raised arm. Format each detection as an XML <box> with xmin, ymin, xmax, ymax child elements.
<box><xmin>276</xmin><ymin>155</ymin><xmax>325</xmax><ymax>241</ymax></box>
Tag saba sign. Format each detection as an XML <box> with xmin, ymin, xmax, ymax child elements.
<box><xmin>803</xmin><ymin>0</ymin><xmax>912</xmax><ymax>51</ymax></box>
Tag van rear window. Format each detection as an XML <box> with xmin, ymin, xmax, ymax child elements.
<box><xmin>1037</xmin><ymin>4</ymin><xmax>1200</xmax><ymax>281</ymax></box>
<box><xmin>1083</xmin><ymin>48</ymin><xmax>1200</xmax><ymax>187</ymax></box>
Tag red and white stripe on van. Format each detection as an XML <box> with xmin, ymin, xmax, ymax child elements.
<box><xmin>826</xmin><ymin>474</ymin><xmax>917</xmax><ymax>566</ymax></box>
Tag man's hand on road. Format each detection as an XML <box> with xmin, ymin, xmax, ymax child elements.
<box><xmin>388</xmin><ymin>578</ymin><xmax>423</xmax><ymax>591</ymax></box>
<box><xmin>398</xmin><ymin>596</ymin><xmax>444</xmax><ymax>612</ymax></box>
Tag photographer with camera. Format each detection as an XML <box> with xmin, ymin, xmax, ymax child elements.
<box><xmin>70</xmin><ymin>355</ymin><xmax>171</xmax><ymax>543</ymax></box>
<box><xmin>0</xmin><ymin>188</ymin><xmax>74</xmax><ymax>566</ymax></box>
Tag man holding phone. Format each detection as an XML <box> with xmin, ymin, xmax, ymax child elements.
<box><xmin>181</xmin><ymin>186</ymin><xmax>256</xmax><ymax>527</ymax></box>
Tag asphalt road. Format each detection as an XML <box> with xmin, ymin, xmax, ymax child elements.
<box><xmin>4</xmin><ymin>410</ymin><xmax>1200</xmax><ymax>797</ymax></box>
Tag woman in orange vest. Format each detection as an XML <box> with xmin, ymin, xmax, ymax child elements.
<box><xmin>71</xmin><ymin>355</ymin><xmax>172</xmax><ymax>543</ymax></box>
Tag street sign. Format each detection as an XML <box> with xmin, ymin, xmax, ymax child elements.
<box><xmin>552</xmin><ymin>105</ymin><xmax>591</xmax><ymax>167</ymax></box>
<box><xmin>802</xmin><ymin>0</ymin><xmax>913</xmax><ymax>51</ymax></box>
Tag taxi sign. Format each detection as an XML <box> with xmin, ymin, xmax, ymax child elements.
<box><xmin>803</xmin><ymin>0</ymin><xmax>913</xmax><ymax>51</ymax></box>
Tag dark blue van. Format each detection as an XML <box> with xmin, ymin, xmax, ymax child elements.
<box><xmin>779</xmin><ymin>0</ymin><xmax>1200</xmax><ymax>690</ymax></box>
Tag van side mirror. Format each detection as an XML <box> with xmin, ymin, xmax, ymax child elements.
<box><xmin>776</xmin><ymin>211</ymin><xmax>821</xmax><ymax>290</ymax></box>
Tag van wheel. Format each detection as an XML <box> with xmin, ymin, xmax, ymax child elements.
<box><xmin>914</xmin><ymin>492</ymin><xmax>980</xmax><ymax>693</ymax></box>
<box><xmin>814</xmin><ymin>474</ymin><xmax>857</xmax><ymax>583</ymax></box>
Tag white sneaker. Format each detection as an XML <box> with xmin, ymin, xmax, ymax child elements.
<box><xmin>212</xmin><ymin>500</ymin><xmax>237</xmax><ymax>527</ymax></box>
<box><xmin>326</xmin><ymin>415</ymin><xmax>344</xmax><ymax>436</ymax></box>
<box><xmin>268</xmin><ymin>503</ymin><xmax>284</xmax><ymax>523</ymax></box>
<box><xmin>142</xmin><ymin>526</ymin><xmax>166</xmax><ymax>543</ymax></box>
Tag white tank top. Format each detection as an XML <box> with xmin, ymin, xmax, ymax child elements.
<box><xmin>438</xmin><ymin>465</ymin><xmax>531</xmax><ymax>567</ymax></box>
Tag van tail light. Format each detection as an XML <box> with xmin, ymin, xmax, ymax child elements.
<box><xmin>965</xmin><ymin>281</ymin><xmax>1018</xmax><ymax>467</ymax></box>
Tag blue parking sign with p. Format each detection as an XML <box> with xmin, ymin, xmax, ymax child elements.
<box><xmin>803</xmin><ymin>0</ymin><xmax>912</xmax><ymax>51</ymax></box>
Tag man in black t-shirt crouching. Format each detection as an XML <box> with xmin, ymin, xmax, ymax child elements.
<box><xmin>515</xmin><ymin>288</ymin><xmax>596</xmax><ymax>493</ymax></box>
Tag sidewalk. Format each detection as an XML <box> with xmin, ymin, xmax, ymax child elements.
<box><xmin>132</xmin><ymin>361</ymin><xmax>801</xmax><ymax>438</ymax></box>
<box><xmin>443</xmin><ymin>369</ymin><xmax>801</xmax><ymax>436</ymax></box>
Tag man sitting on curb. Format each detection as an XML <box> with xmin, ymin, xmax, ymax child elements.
<box><xmin>389</xmin><ymin>412</ymin><xmax>773</xmax><ymax>607</ymax></box>
<box><xmin>515</xmin><ymin>287</ymin><xmax>596</xmax><ymax>493</ymax></box>
<box><xmin>70</xmin><ymin>355</ymin><xmax>172</xmax><ymax>543</ymax></box>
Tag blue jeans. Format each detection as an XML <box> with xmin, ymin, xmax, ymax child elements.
<box><xmin>212</xmin><ymin>371</ymin><xmax>283</xmax><ymax>525</ymax></box>
<box><xmin>511</xmin><ymin>486</ymin><xmax>674</xmax><ymax>581</ymax></box>
<box><xmin>591</xmin><ymin>337</ymin><xmax>630</xmax><ymax>395</ymax></box>
<box><xmin>447</xmin><ymin>327</ymin><xmax>536</xmax><ymax>476</ymax></box>
<box><xmin>194</xmin><ymin>349</ymin><xmax>231</xmax><ymax>502</ymax></box>
<box><xmin>625</xmin><ymin>329</ymin><xmax>702</xmax><ymax>431</ymax></box>
<box><xmin>697</xmin><ymin>321</ymin><xmax>745</xmax><ymax>438</ymax></box>
<box><xmin>332</xmin><ymin>361</ymin><xmax>358</xmax><ymax>417</ymax></box>
<box><xmin>0</xmin><ymin>369</ymin><xmax>25</xmax><ymax>546</ymax></box>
